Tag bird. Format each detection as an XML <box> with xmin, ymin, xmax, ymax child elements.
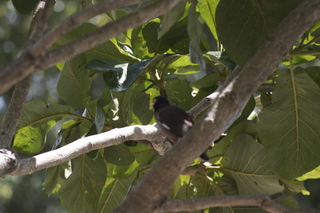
<box><xmin>152</xmin><ymin>96</ymin><xmax>209</xmax><ymax>161</ymax></box>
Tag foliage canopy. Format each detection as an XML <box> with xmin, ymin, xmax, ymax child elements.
<box><xmin>2</xmin><ymin>0</ymin><xmax>320</xmax><ymax>212</ymax></box>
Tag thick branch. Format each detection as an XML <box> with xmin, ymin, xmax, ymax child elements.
<box><xmin>31</xmin><ymin>0</ymin><xmax>148</xmax><ymax>54</ymax></box>
<box><xmin>114</xmin><ymin>1</ymin><xmax>320</xmax><ymax>212</ymax></box>
<box><xmin>164</xmin><ymin>195</ymin><xmax>320</xmax><ymax>213</ymax></box>
<box><xmin>0</xmin><ymin>0</ymin><xmax>55</xmax><ymax>173</ymax></box>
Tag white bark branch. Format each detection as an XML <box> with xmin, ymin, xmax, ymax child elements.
<box><xmin>8</xmin><ymin>124</ymin><xmax>165</xmax><ymax>176</ymax></box>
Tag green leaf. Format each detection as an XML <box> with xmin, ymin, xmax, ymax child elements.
<box><xmin>158</xmin><ymin>2</ymin><xmax>186</xmax><ymax>38</ymax></box>
<box><xmin>257</xmin><ymin>68</ymin><xmax>320</xmax><ymax>180</ymax></box>
<box><xmin>188</xmin><ymin>1</ymin><xmax>206</xmax><ymax>71</ymax></box>
<box><xmin>222</xmin><ymin>134</ymin><xmax>284</xmax><ymax>195</ymax></box>
<box><xmin>166</xmin><ymin>55</ymin><xmax>201</xmax><ymax>75</ymax></box>
<box><xmin>165</xmin><ymin>78</ymin><xmax>193</xmax><ymax>110</ymax></box>
<box><xmin>197</xmin><ymin>0</ymin><xmax>219</xmax><ymax>40</ymax></box>
<box><xmin>12</xmin><ymin>0</ymin><xmax>40</xmax><ymax>14</ymax></box>
<box><xmin>216</xmin><ymin>0</ymin><xmax>304</xmax><ymax>66</ymax></box>
<box><xmin>104</xmin><ymin>144</ymin><xmax>135</xmax><ymax>166</ymax></box>
<box><xmin>87</xmin><ymin>38</ymin><xmax>137</xmax><ymax>63</ymax></box>
<box><xmin>62</xmin><ymin>121</ymin><xmax>90</xmax><ymax>144</ymax></box>
<box><xmin>13</xmin><ymin>120</ymin><xmax>56</xmax><ymax>154</ymax></box>
<box><xmin>86</xmin><ymin>59</ymin><xmax>149</xmax><ymax>92</ymax></box>
<box><xmin>98</xmin><ymin>173</ymin><xmax>136</xmax><ymax>213</ymax></box>
<box><xmin>297</xmin><ymin>165</ymin><xmax>320</xmax><ymax>181</ymax></box>
<box><xmin>17</xmin><ymin>99</ymin><xmax>72</xmax><ymax>128</ymax></box>
<box><xmin>142</xmin><ymin>18</ymin><xmax>189</xmax><ymax>54</ymax></box>
<box><xmin>57</xmin><ymin>54</ymin><xmax>90</xmax><ymax>110</ymax></box>
<box><xmin>107</xmin><ymin>143</ymin><xmax>154</xmax><ymax>179</ymax></box>
<box><xmin>59</xmin><ymin>154</ymin><xmax>106</xmax><ymax>213</ymax></box>
<box><xmin>133</xmin><ymin>93</ymin><xmax>153</xmax><ymax>124</ymax></box>
<box><xmin>43</xmin><ymin>162</ymin><xmax>70</xmax><ymax>194</ymax></box>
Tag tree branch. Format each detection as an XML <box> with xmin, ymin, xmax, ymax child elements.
<box><xmin>8</xmin><ymin>124</ymin><xmax>165</xmax><ymax>176</ymax></box>
<box><xmin>0</xmin><ymin>0</ymin><xmax>55</xmax><ymax>173</ymax></box>
<box><xmin>0</xmin><ymin>0</ymin><xmax>183</xmax><ymax>95</ymax></box>
<box><xmin>114</xmin><ymin>0</ymin><xmax>320</xmax><ymax>212</ymax></box>
<box><xmin>164</xmin><ymin>194</ymin><xmax>320</xmax><ymax>213</ymax></box>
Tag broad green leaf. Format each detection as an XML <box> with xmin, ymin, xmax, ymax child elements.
<box><xmin>131</xmin><ymin>26</ymin><xmax>154</xmax><ymax>59</ymax></box>
<box><xmin>55</xmin><ymin>23</ymin><xmax>134</xmax><ymax>63</ymax></box>
<box><xmin>133</xmin><ymin>92</ymin><xmax>153</xmax><ymax>124</ymax></box>
<box><xmin>63</xmin><ymin>120</ymin><xmax>92</xmax><ymax>144</ymax></box>
<box><xmin>305</xmin><ymin>66</ymin><xmax>320</xmax><ymax>87</ymax></box>
<box><xmin>87</xmin><ymin>37</ymin><xmax>136</xmax><ymax>63</ymax></box>
<box><xmin>98</xmin><ymin>174</ymin><xmax>136</xmax><ymax>213</ymax></box>
<box><xmin>57</xmin><ymin>54</ymin><xmax>90</xmax><ymax>110</ymax></box>
<box><xmin>12</xmin><ymin>0</ymin><xmax>39</xmax><ymax>14</ymax></box>
<box><xmin>86</xmin><ymin>59</ymin><xmax>149</xmax><ymax>92</ymax></box>
<box><xmin>142</xmin><ymin>18</ymin><xmax>189</xmax><ymax>54</ymax></box>
<box><xmin>190</xmin><ymin>174</ymin><xmax>214</xmax><ymax>198</ymax></box>
<box><xmin>258</xmin><ymin>68</ymin><xmax>320</xmax><ymax>180</ymax></box>
<box><xmin>216</xmin><ymin>0</ymin><xmax>304</xmax><ymax>66</ymax></box>
<box><xmin>165</xmin><ymin>78</ymin><xmax>193</xmax><ymax>110</ymax></box>
<box><xmin>158</xmin><ymin>2</ymin><xmax>186</xmax><ymax>38</ymax></box>
<box><xmin>222</xmin><ymin>134</ymin><xmax>284</xmax><ymax>195</ymax></box>
<box><xmin>17</xmin><ymin>99</ymin><xmax>72</xmax><ymax>128</ymax></box>
<box><xmin>59</xmin><ymin>154</ymin><xmax>106</xmax><ymax>213</ymax></box>
<box><xmin>107</xmin><ymin>143</ymin><xmax>154</xmax><ymax>179</ymax></box>
<box><xmin>197</xmin><ymin>0</ymin><xmax>219</xmax><ymax>40</ymax></box>
<box><xmin>13</xmin><ymin>120</ymin><xmax>56</xmax><ymax>154</ymax></box>
<box><xmin>55</xmin><ymin>23</ymin><xmax>97</xmax><ymax>46</ymax></box>
<box><xmin>166</xmin><ymin>55</ymin><xmax>201</xmax><ymax>75</ymax></box>
<box><xmin>115</xmin><ymin>81</ymin><xmax>153</xmax><ymax>125</ymax></box>
<box><xmin>190</xmin><ymin>72</ymin><xmax>220</xmax><ymax>89</ymax></box>
<box><xmin>104</xmin><ymin>144</ymin><xmax>135</xmax><ymax>166</ymax></box>
<box><xmin>188</xmin><ymin>1</ymin><xmax>206</xmax><ymax>71</ymax></box>
<box><xmin>43</xmin><ymin>162</ymin><xmax>70</xmax><ymax>194</ymax></box>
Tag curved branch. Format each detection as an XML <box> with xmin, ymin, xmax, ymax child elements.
<box><xmin>164</xmin><ymin>195</ymin><xmax>320</xmax><ymax>213</ymax></box>
<box><xmin>0</xmin><ymin>0</ymin><xmax>183</xmax><ymax>95</ymax></box>
<box><xmin>31</xmin><ymin>0</ymin><xmax>148</xmax><ymax>54</ymax></box>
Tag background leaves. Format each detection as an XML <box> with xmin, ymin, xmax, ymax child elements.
<box><xmin>3</xmin><ymin>0</ymin><xmax>320</xmax><ymax>212</ymax></box>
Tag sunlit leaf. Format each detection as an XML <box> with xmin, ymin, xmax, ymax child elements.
<box><xmin>13</xmin><ymin>120</ymin><xmax>56</xmax><ymax>154</ymax></box>
<box><xmin>197</xmin><ymin>0</ymin><xmax>219</xmax><ymax>39</ymax></box>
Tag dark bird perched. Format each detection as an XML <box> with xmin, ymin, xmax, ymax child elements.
<box><xmin>152</xmin><ymin>96</ymin><xmax>209</xmax><ymax>161</ymax></box>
